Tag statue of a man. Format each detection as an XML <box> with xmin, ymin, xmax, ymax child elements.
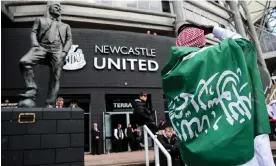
<box><xmin>18</xmin><ymin>4</ymin><xmax>72</xmax><ymax>108</ymax></box>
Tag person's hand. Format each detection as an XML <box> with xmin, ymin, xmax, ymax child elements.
<box><xmin>199</xmin><ymin>25</ymin><xmax>214</xmax><ymax>35</ymax></box>
<box><xmin>32</xmin><ymin>43</ymin><xmax>41</xmax><ymax>48</ymax></box>
<box><xmin>62</xmin><ymin>51</ymin><xmax>67</xmax><ymax>58</ymax></box>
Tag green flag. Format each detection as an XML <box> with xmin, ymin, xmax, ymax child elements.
<box><xmin>161</xmin><ymin>38</ymin><xmax>270</xmax><ymax>166</ymax></box>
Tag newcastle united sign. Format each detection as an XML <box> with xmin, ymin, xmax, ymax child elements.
<box><xmin>94</xmin><ymin>45</ymin><xmax>159</xmax><ymax>72</ymax></box>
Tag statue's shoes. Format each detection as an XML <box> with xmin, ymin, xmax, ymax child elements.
<box><xmin>19</xmin><ymin>93</ymin><xmax>36</xmax><ymax>100</ymax></box>
<box><xmin>17</xmin><ymin>98</ymin><xmax>36</xmax><ymax>108</ymax></box>
<box><xmin>19</xmin><ymin>89</ymin><xmax>37</xmax><ymax>99</ymax></box>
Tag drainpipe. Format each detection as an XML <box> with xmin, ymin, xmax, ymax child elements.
<box><xmin>171</xmin><ymin>0</ymin><xmax>185</xmax><ymax>36</ymax></box>
<box><xmin>228</xmin><ymin>1</ymin><xmax>246</xmax><ymax>37</ymax></box>
<box><xmin>240</xmin><ymin>1</ymin><xmax>269</xmax><ymax>72</ymax></box>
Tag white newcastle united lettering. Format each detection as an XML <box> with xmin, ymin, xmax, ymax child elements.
<box><xmin>63</xmin><ymin>45</ymin><xmax>86</xmax><ymax>70</ymax></box>
<box><xmin>95</xmin><ymin>45</ymin><xmax>156</xmax><ymax>57</ymax></box>
<box><xmin>94</xmin><ymin>45</ymin><xmax>159</xmax><ymax>71</ymax></box>
<box><xmin>94</xmin><ymin>58</ymin><xmax>159</xmax><ymax>71</ymax></box>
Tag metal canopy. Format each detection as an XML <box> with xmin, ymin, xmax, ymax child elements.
<box><xmin>246</xmin><ymin>0</ymin><xmax>276</xmax><ymax>32</ymax></box>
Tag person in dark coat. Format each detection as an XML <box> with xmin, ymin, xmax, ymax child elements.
<box><xmin>133</xmin><ymin>92</ymin><xmax>157</xmax><ymax>146</ymax></box>
<box><xmin>91</xmin><ymin>123</ymin><xmax>100</xmax><ymax>155</ymax></box>
<box><xmin>125</xmin><ymin>124</ymin><xmax>135</xmax><ymax>151</ymax></box>
<box><xmin>158</xmin><ymin>127</ymin><xmax>185</xmax><ymax>166</ymax></box>
<box><xmin>133</xmin><ymin>92</ymin><xmax>156</xmax><ymax>146</ymax></box>
<box><xmin>133</xmin><ymin>92</ymin><xmax>155</xmax><ymax>126</ymax></box>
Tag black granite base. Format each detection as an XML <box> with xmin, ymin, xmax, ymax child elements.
<box><xmin>1</xmin><ymin>107</ymin><xmax>84</xmax><ymax>166</ymax></box>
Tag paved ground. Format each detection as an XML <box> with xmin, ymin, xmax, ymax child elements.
<box><xmin>271</xmin><ymin>141</ymin><xmax>276</xmax><ymax>149</ymax></box>
<box><xmin>85</xmin><ymin>150</ymin><xmax>154</xmax><ymax>166</ymax></box>
<box><xmin>84</xmin><ymin>142</ymin><xmax>276</xmax><ymax>166</ymax></box>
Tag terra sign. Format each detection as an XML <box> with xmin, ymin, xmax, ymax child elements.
<box><xmin>113</xmin><ymin>103</ymin><xmax>133</xmax><ymax>109</ymax></box>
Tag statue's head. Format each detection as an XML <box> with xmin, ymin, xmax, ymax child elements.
<box><xmin>49</xmin><ymin>4</ymin><xmax>61</xmax><ymax>18</ymax></box>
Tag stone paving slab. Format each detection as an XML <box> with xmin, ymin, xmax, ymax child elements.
<box><xmin>85</xmin><ymin>150</ymin><xmax>154</xmax><ymax>166</ymax></box>
<box><xmin>271</xmin><ymin>141</ymin><xmax>276</xmax><ymax>149</ymax></box>
<box><xmin>85</xmin><ymin>142</ymin><xmax>276</xmax><ymax>166</ymax></box>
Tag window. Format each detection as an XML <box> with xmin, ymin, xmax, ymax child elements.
<box><xmin>126</xmin><ymin>0</ymin><xmax>137</xmax><ymax>8</ymax></box>
<box><xmin>100</xmin><ymin>0</ymin><xmax>112</xmax><ymax>5</ymax></box>
<box><xmin>113</xmin><ymin>1</ymin><xmax>126</xmax><ymax>8</ymax></box>
<box><xmin>96</xmin><ymin>0</ymin><xmax>102</xmax><ymax>4</ymax></box>
<box><xmin>97</xmin><ymin>0</ymin><xmax>164</xmax><ymax>13</ymax></box>
<box><xmin>150</xmin><ymin>0</ymin><xmax>162</xmax><ymax>12</ymax></box>
<box><xmin>138</xmin><ymin>0</ymin><xmax>150</xmax><ymax>10</ymax></box>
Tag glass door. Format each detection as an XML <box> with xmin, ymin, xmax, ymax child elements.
<box><xmin>103</xmin><ymin>112</ymin><xmax>111</xmax><ymax>154</ymax></box>
<box><xmin>104</xmin><ymin>112</ymin><xmax>132</xmax><ymax>153</ymax></box>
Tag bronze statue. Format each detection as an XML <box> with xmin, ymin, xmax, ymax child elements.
<box><xmin>18</xmin><ymin>4</ymin><xmax>72</xmax><ymax>108</ymax></box>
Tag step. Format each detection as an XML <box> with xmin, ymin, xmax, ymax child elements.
<box><xmin>104</xmin><ymin>161</ymin><xmax>155</xmax><ymax>166</ymax></box>
<box><xmin>85</xmin><ymin>150</ymin><xmax>154</xmax><ymax>166</ymax></box>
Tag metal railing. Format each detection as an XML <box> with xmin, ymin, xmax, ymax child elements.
<box><xmin>272</xmin><ymin>76</ymin><xmax>276</xmax><ymax>85</ymax></box>
<box><xmin>255</xmin><ymin>26</ymin><xmax>276</xmax><ymax>54</ymax></box>
<box><xmin>143</xmin><ymin>125</ymin><xmax>172</xmax><ymax>166</ymax></box>
<box><xmin>270</xmin><ymin>87</ymin><xmax>276</xmax><ymax>101</ymax></box>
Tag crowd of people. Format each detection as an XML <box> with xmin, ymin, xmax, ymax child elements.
<box><xmin>51</xmin><ymin>91</ymin><xmax>275</xmax><ymax>166</ymax></box>
<box><xmin>90</xmin><ymin>119</ymin><xmax>175</xmax><ymax>155</ymax></box>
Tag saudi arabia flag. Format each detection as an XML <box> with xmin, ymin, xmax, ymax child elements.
<box><xmin>161</xmin><ymin>38</ymin><xmax>270</xmax><ymax>166</ymax></box>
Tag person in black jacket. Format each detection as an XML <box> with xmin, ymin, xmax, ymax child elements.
<box><xmin>91</xmin><ymin>123</ymin><xmax>100</xmax><ymax>155</ymax></box>
<box><xmin>133</xmin><ymin>92</ymin><xmax>155</xmax><ymax>126</ymax></box>
<box><xmin>158</xmin><ymin>127</ymin><xmax>185</xmax><ymax>166</ymax></box>
<box><xmin>133</xmin><ymin>92</ymin><xmax>156</xmax><ymax>145</ymax></box>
